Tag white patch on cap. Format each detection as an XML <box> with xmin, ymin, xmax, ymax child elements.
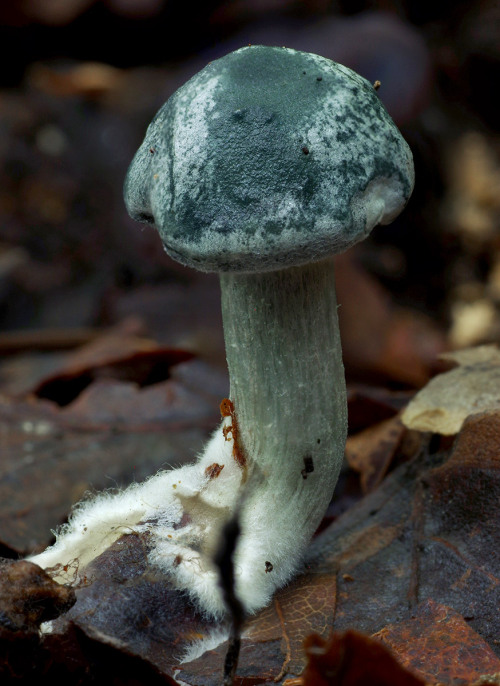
<box><xmin>172</xmin><ymin>75</ymin><xmax>220</xmax><ymax>206</ymax></box>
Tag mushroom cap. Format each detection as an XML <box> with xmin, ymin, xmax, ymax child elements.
<box><xmin>124</xmin><ymin>45</ymin><xmax>414</xmax><ymax>273</ymax></box>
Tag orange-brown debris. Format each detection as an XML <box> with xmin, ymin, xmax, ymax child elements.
<box><xmin>204</xmin><ymin>462</ymin><xmax>225</xmax><ymax>479</ymax></box>
<box><xmin>220</xmin><ymin>397</ymin><xmax>247</xmax><ymax>472</ymax></box>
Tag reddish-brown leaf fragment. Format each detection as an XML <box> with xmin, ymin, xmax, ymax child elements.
<box><xmin>245</xmin><ymin>572</ymin><xmax>338</xmax><ymax>679</ymax></box>
<box><xmin>336</xmin><ymin>253</ymin><xmax>445</xmax><ymax>388</ymax></box>
<box><xmin>374</xmin><ymin>599</ymin><xmax>500</xmax><ymax>683</ymax></box>
<box><xmin>178</xmin><ymin>571</ymin><xmax>338</xmax><ymax>684</ymax></box>
<box><xmin>50</xmin><ymin>533</ymin><xmax>216</xmax><ymax>679</ymax></box>
<box><xmin>205</xmin><ymin>462</ymin><xmax>225</xmax><ymax>479</ymax></box>
<box><xmin>442</xmin><ymin>408</ymin><xmax>500</xmax><ymax>473</ymax></box>
<box><xmin>346</xmin><ymin>384</ymin><xmax>413</xmax><ymax>433</ymax></box>
<box><xmin>301</xmin><ymin>630</ymin><xmax>425</xmax><ymax>686</ymax></box>
<box><xmin>34</xmin><ymin>344</ymin><xmax>194</xmax><ymax>406</ymax></box>
<box><xmin>306</xmin><ymin>422</ymin><xmax>499</xmax><ymax>650</ymax></box>
<box><xmin>345</xmin><ymin>415</ymin><xmax>406</xmax><ymax>492</ymax></box>
<box><xmin>0</xmin><ymin>559</ymin><xmax>75</xmax><ymax>632</ymax></box>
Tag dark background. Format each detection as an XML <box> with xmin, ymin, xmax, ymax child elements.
<box><xmin>1</xmin><ymin>0</ymin><xmax>500</xmax><ymax>390</ymax></box>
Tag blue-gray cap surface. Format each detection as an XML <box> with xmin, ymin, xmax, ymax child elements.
<box><xmin>124</xmin><ymin>45</ymin><xmax>414</xmax><ymax>273</ymax></box>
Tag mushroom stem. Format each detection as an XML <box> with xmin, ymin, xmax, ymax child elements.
<box><xmin>220</xmin><ymin>257</ymin><xmax>347</xmax><ymax>610</ymax></box>
<box><xmin>28</xmin><ymin>259</ymin><xmax>347</xmax><ymax>618</ymax></box>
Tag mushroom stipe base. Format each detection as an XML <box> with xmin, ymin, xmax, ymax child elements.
<box><xmin>30</xmin><ymin>259</ymin><xmax>347</xmax><ymax>619</ymax></box>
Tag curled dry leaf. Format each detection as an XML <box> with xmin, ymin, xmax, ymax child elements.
<box><xmin>176</xmin><ymin>571</ymin><xmax>338</xmax><ymax>684</ymax></box>
<box><xmin>345</xmin><ymin>415</ymin><xmax>407</xmax><ymax>493</ymax></box>
<box><xmin>374</xmin><ymin>598</ymin><xmax>500</xmax><ymax>684</ymax></box>
<box><xmin>401</xmin><ymin>345</ymin><xmax>500</xmax><ymax>435</ymax></box>
<box><xmin>336</xmin><ymin>253</ymin><xmax>446</xmax><ymax>388</ymax></box>
<box><xmin>31</xmin><ymin>320</ymin><xmax>194</xmax><ymax>406</ymax></box>
<box><xmin>301</xmin><ymin>630</ymin><xmax>425</xmax><ymax>686</ymax></box>
<box><xmin>0</xmin><ymin>559</ymin><xmax>75</xmax><ymax>633</ymax></box>
<box><xmin>0</xmin><ymin>358</ymin><xmax>225</xmax><ymax>555</ymax></box>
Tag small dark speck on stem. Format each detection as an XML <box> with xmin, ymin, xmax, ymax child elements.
<box><xmin>317</xmin><ymin>76</ymin><xmax>323</xmax><ymax>81</ymax></box>
<box><xmin>301</xmin><ymin>455</ymin><xmax>314</xmax><ymax>479</ymax></box>
<box><xmin>302</xmin><ymin>146</ymin><xmax>309</xmax><ymax>155</ymax></box>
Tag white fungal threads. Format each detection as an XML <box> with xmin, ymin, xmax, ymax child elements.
<box><xmin>30</xmin><ymin>423</ymin><xmax>244</xmax><ymax>617</ymax></box>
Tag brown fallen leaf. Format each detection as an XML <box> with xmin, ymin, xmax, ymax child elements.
<box><xmin>375</xmin><ymin>598</ymin><xmax>500</xmax><ymax>684</ymax></box>
<box><xmin>0</xmin><ymin>358</ymin><xmax>226</xmax><ymax>555</ymax></box>
<box><xmin>345</xmin><ymin>415</ymin><xmax>407</xmax><ymax>493</ymax></box>
<box><xmin>401</xmin><ymin>345</ymin><xmax>500</xmax><ymax>435</ymax></box>
<box><xmin>245</xmin><ymin>573</ymin><xmax>338</xmax><ymax>680</ymax></box>
<box><xmin>336</xmin><ymin>253</ymin><xmax>446</xmax><ymax>388</ymax></box>
<box><xmin>0</xmin><ymin>559</ymin><xmax>75</xmax><ymax>633</ymax></box>
<box><xmin>177</xmin><ymin>572</ymin><xmax>338</xmax><ymax>684</ymax></box>
<box><xmin>45</xmin><ymin>532</ymin><xmax>217</xmax><ymax>681</ymax></box>
<box><xmin>1</xmin><ymin>375</ymin><xmax>498</xmax><ymax>684</ymax></box>
<box><xmin>307</xmin><ymin>411</ymin><xmax>500</xmax><ymax>647</ymax></box>
<box><xmin>346</xmin><ymin>384</ymin><xmax>414</xmax><ymax>434</ymax></box>
<box><xmin>31</xmin><ymin>319</ymin><xmax>194</xmax><ymax>406</ymax></box>
<box><xmin>301</xmin><ymin>630</ymin><xmax>425</xmax><ymax>686</ymax></box>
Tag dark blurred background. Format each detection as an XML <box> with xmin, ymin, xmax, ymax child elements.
<box><xmin>1</xmin><ymin>0</ymin><xmax>500</xmax><ymax>393</ymax></box>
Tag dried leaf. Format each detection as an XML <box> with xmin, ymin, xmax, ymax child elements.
<box><xmin>301</xmin><ymin>630</ymin><xmax>425</xmax><ymax>686</ymax></box>
<box><xmin>0</xmin><ymin>559</ymin><xmax>75</xmax><ymax>632</ymax></box>
<box><xmin>345</xmin><ymin>415</ymin><xmax>406</xmax><ymax>492</ymax></box>
<box><xmin>336</xmin><ymin>253</ymin><xmax>445</xmax><ymax>388</ymax></box>
<box><xmin>401</xmin><ymin>345</ymin><xmax>500</xmax><ymax>434</ymax></box>
<box><xmin>449</xmin><ymin>298</ymin><xmax>499</xmax><ymax>349</ymax></box>
<box><xmin>375</xmin><ymin>598</ymin><xmax>500</xmax><ymax>683</ymax></box>
<box><xmin>32</xmin><ymin>321</ymin><xmax>194</xmax><ymax>406</ymax></box>
<box><xmin>177</xmin><ymin>572</ymin><xmax>338</xmax><ymax>684</ymax></box>
<box><xmin>246</xmin><ymin>573</ymin><xmax>338</xmax><ymax>678</ymax></box>
<box><xmin>305</xmin><ymin>408</ymin><xmax>500</xmax><ymax>651</ymax></box>
<box><xmin>49</xmin><ymin>533</ymin><xmax>216</xmax><ymax>679</ymax></box>
<box><xmin>0</xmin><ymin>358</ymin><xmax>226</xmax><ymax>554</ymax></box>
<box><xmin>347</xmin><ymin>384</ymin><xmax>413</xmax><ymax>433</ymax></box>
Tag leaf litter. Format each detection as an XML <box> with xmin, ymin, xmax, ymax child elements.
<box><xmin>1</xmin><ymin>339</ymin><xmax>500</xmax><ymax>684</ymax></box>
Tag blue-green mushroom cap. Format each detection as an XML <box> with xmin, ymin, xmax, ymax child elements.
<box><xmin>124</xmin><ymin>45</ymin><xmax>414</xmax><ymax>273</ymax></box>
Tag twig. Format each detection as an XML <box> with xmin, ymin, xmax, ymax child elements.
<box><xmin>214</xmin><ymin>506</ymin><xmax>245</xmax><ymax>685</ymax></box>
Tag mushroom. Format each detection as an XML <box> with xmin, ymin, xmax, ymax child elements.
<box><xmin>31</xmin><ymin>46</ymin><xmax>414</xmax><ymax>618</ymax></box>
